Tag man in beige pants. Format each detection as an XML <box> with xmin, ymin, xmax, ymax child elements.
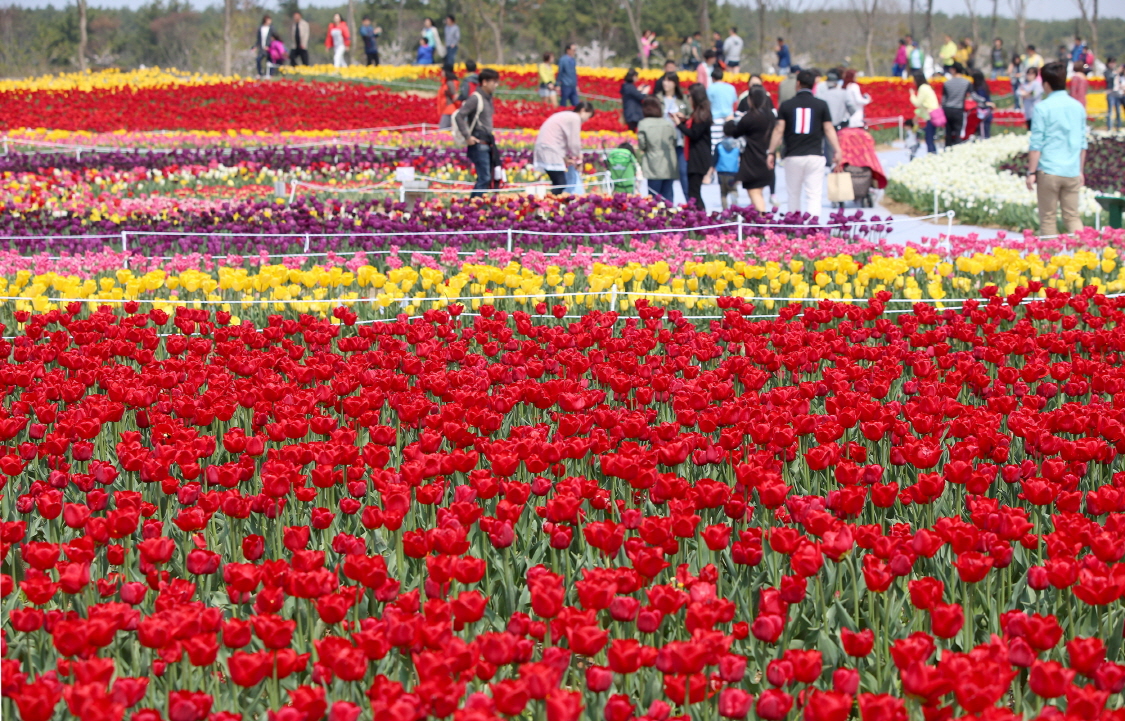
<box><xmin>767</xmin><ymin>69</ymin><xmax>844</xmax><ymax>219</ymax></box>
<box><xmin>1026</xmin><ymin>60</ymin><xmax>1088</xmax><ymax>235</ymax></box>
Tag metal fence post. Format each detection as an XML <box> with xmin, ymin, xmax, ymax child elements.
<box><xmin>506</xmin><ymin>229</ymin><xmax>513</xmax><ymax>253</ymax></box>
<box><xmin>303</xmin><ymin>235</ymin><xmax>311</xmax><ymax>253</ymax></box>
<box><xmin>737</xmin><ymin>216</ymin><xmax>744</xmax><ymax>244</ymax></box>
<box><xmin>121</xmin><ymin>231</ymin><xmax>129</xmax><ymax>269</ymax></box>
<box><xmin>946</xmin><ymin>210</ymin><xmax>954</xmax><ymax>236</ymax></box>
<box><xmin>898</xmin><ymin>115</ymin><xmax>904</xmax><ymax>145</ymax></box>
<box><xmin>933</xmin><ymin>188</ymin><xmax>939</xmax><ymax>216</ymax></box>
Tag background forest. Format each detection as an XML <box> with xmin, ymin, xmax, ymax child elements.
<box><xmin>0</xmin><ymin>0</ymin><xmax>1122</xmax><ymax>78</ymax></box>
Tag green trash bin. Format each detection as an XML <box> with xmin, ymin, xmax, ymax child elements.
<box><xmin>1095</xmin><ymin>196</ymin><xmax>1125</xmax><ymax>229</ymax></box>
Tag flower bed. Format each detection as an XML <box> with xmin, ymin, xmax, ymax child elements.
<box><xmin>0</xmin><ymin>192</ymin><xmax>898</xmax><ymax>256</ymax></box>
<box><xmin>885</xmin><ymin>135</ymin><xmax>1104</xmax><ymax>231</ymax></box>
<box><xmin>5</xmin><ymin>67</ymin><xmax>1074</xmax><ymax>135</ymax></box>
<box><xmin>0</xmin><ymin>128</ymin><xmax>634</xmax><ymax>152</ymax></box>
<box><xmin>0</xmin><ymin>145</ymin><xmax>618</xmax><ymax>216</ymax></box>
<box><xmin>0</xmin><ymin>80</ymin><xmax>626</xmax><ymax>133</ymax></box>
<box><xmin>1</xmin><ymin>228</ymin><xmax>1124</xmax><ymax>326</ymax></box>
<box><xmin>2</xmin><ymin>287</ymin><xmax>1125</xmax><ymax>721</ymax></box>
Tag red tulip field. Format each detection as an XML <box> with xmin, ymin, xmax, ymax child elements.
<box><xmin>2</xmin><ymin>287</ymin><xmax>1125</xmax><ymax>721</ymax></box>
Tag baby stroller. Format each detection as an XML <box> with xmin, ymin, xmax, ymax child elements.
<box><xmin>835</xmin><ymin>127</ymin><xmax>887</xmax><ymax>208</ymax></box>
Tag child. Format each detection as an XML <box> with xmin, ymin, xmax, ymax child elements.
<box><xmin>417</xmin><ymin>38</ymin><xmax>434</xmax><ymax>65</ymax></box>
<box><xmin>605</xmin><ymin>142</ymin><xmax>639</xmax><ymax>194</ymax></box>
<box><xmin>902</xmin><ymin>118</ymin><xmax>921</xmax><ymax>157</ymax></box>
<box><xmin>268</xmin><ymin>34</ymin><xmax>286</xmax><ymax>76</ymax></box>
<box><xmin>714</xmin><ymin>135</ymin><xmax>741</xmax><ymax>210</ymax></box>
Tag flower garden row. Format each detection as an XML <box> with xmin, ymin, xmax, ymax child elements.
<box><xmin>1</xmin><ymin>67</ymin><xmax>1070</xmax><ymax>134</ymax></box>
<box><xmin>885</xmin><ymin>135</ymin><xmax>1122</xmax><ymax>232</ymax></box>
<box><xmin>2</xmin><ymin>284</ymin><xmax>1125</xmax><ymax>721</ymax></box>
<box><xmin>0</xmin><ymin>223</ymin><xmax>1123</xmax><ymax>331</ymax></box>
<box><xmin>0</xmin><ymin>144</ymin><xmax>614</xmax><ymax>218</ymax></box>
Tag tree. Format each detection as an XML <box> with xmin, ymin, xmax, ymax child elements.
<box><xmin>699</xmin><ymin>0</ymin><xmax>710</xmax><ymax>47</ymax></box>
<box><xmin>922</xmin><ymin>0</ymin><xmax>933</xmax><ymax>55</ymax></box>
<box><xmin>620</xmin><ymin>0</ymin><xmax>644</xmax><ymax>68</ymax></box>
<box><xmin>77</xmin><ymin>0</ymin><xmax>87</xmax><ymax>71</ymax></box>
<box><xmin>963</xmin><ymin>0</ymin><xmax>979</xmax><ymax>67</ymax></box>
<box><xmin>222</xmin><ymin>0</ymin><xmax>231</xmax><ymax>75</ymax></box>
<box><xmin>348</xmin><ymin>0</ymin><xmax>357</xmax><ymax>64</ymax></box>
<box><xmin>850</xmin><ymin>0</ymin><xmax>879</xmax><ymax>76</ymax></box>
<box><xmin>1007</xmin><ymin>0</ymin><xmax>1028</xmax><ymax>50</ymax></box>
<box><xmin>755</xmin><ymin>0</ymin><xmax>768</xmax><ymax>74</ymax></box>
<box><xmin>1074</xmin><ymin>0</ymin><xmax>1098</xmax><ymax>59</ymax></box>
<box><xmin>988</xmin><ymin>0</ymin><xmax>998</xmax><ymax>46</ymax></box>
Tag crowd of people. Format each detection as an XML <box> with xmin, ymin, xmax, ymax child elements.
<box><xmin>254</xmin><ymin>13</ymin><xmax>461</xmax><ymax>73</ymax></box>
<box><xmin>247</xmin><ymin>18</ymin><xmax>1106</xmax><ymax>231</ymax></box>
<box><xmin>522</xmin><ymin>62</ymin><xmax>883</xmax><ymax>216</ymax></box>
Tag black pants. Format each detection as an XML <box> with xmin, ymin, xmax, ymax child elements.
<box><xmin>256</xmin><ymin>49</ymin><xmax>270</xmax><ymax>76</ymax></box>
<box><xmin>290</xmin><ymin>48</ymin><xmax>309</xmax><ymax>66</ymax></box>
<box><xmin>687</xmin><ymin>173</ymin><xmax>706</xmax><ymax>208</ymax></box>
<box><xmin>545</xmin><ymin>170</ymin><xmax>567</xmax><ymax>194</ymax></box>
<box><xmin>366</xmin><ymin>51</ymin><xmax>380</xmax><ymax>66</ymax></box>
<box><xmin>944</xmin><ymin>108</ymin><xmax>965</xmax><ymax>147</ymax></box>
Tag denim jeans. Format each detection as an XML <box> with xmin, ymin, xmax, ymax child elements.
<box><xmin>924</xmin><ymin>121</ymin><xmax>937</xmax><ymax>154</ymax></box>
<box><xmin>256</xmin><ymin>50</ymin><xmax>270</xmax><ymax>76</ymax></box>
<box><xmin>558</xmin><ymin>85</ymin><xmax>579</xmax><ymax>107</ymax></box>
<box><xmin>565</xmin><ymin>166</ymin><xmax>580</xmax><ymax>194</ymax></box>
<box><xmin>677</xmin><ymin>153</ymin><xmax>688</xmax><ymax>203</ymax></box>
<box><xmin>445</xmin><ymin>46</ymin><xmax>458</xmax><ymax>66</ymax></box>
<box><xmin>1109</xmin><ymin>93</ymin><xmax>1124</xmax><ymax>130</ymax></box>
<box><xmin>647</xmin><ymin>178</ymin><xmax>675</xmax><ymax>201</ymax></box>
<box><xmin>467</xmin><ymin>143</ymin><xmax>491</xmax><ymax>196</ymax></box>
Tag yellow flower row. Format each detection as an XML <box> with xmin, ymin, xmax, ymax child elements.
<box><xmin>0</xmin><ymin>67</ymin><xmax>231</xmax><ymax>92</ymax></box>
<box><xmin>6</xmin><ymin>65</ymin><xmax>925</xmax><ymax>94</ymax></box>
<box><xmin>2</xmin><ymin>247</ymin><xmax>1121</xmax><ymax>318</ymax></box>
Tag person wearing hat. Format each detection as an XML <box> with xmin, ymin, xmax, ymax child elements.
<box><xmin>815</xmin><ymin>70</ymin><xmax>855</xmax><ymax>167</ymax></box>
<box><xmin>778</xmin><ymin>64</ymin><xmax>801</xmax><ymax>105</ymax></box>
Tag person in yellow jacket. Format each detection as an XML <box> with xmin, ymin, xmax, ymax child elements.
<box><xmin>954</xmin><ymin>38</ymin><xmax>974</xmax><ymax>69</ymax></box>
<box><xmin>939</xmin><ymin>35</ymin><xmax>958</xmax><ymax>70</ymax></box>
<box><xmin>910</xmin><ymin>70</ymin><xmax>940</xmax><ymax>154</ymax></box>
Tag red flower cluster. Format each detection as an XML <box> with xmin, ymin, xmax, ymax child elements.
<box><xmin>2</xmin><ymin>288</ymin><xmax>1125</xmax><ymax>721</ymax></box>
<box><xmin>0</xmin><ymin>80</ymin><xmax>625</xmax><ymax>133</ymax></box>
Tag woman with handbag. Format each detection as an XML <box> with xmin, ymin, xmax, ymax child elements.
<box><xmin>909</xmin><ymin>71</ymin><xmax>940</xmax><ymax>154</ymax></box>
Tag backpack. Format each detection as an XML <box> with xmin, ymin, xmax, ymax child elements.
<box><xmin>451</xmin><ymin>92</ymin><xmax>484</xmax><ymax>148</ymax></box>
<box><xmin>604</xmin><ymin>148</ymin><xmax>638</xmax><ymax>192</ymax></box>
<box><xmin>715</xmin><ymin>137</ymin><xmax>740</xmax><ymax>173</ymax></box>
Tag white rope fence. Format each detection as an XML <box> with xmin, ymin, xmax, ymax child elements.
<box><xmin>3</xmin><ymin>212</ymin><xmax>955</xmax><ymax>263</ymax></box>
<box><xmin>3</xmin><ymin>211</ymin><xmax>955</xmax><ymax>260</ymax></box>
<box><xmin>3</xmin><ymin>283</ymin><xmax>1105</xmax><ymax>308</ymax></box>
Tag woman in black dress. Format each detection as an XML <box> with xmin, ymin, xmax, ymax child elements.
<box><xmin>723</xmin><ymin>86</ymin><xmax>775</xmax><ymax>212</ymax></box>
<box><xmin>673</xmin><ymin>83</ymin><xmax>713</xmax><ymax>209</ymax></box>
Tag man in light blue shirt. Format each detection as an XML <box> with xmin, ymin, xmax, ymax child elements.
<box><xmin>707</xmin><ymin>67</ymin><xmax>737</xmax><ymax>120</ymax></box>
<box><xmin>1026</xmin><ymin>61</ymin><xmax>1088</xmax><ymax>235</ymax></box>
<box><xmin>557</xmin><ymin>44</ymin><xmax>579</xmax><ymax>107</ymax></box>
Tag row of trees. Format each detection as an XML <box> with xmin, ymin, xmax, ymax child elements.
<box><xmin>0</xmin><ymin>0</ymin><xmax>1120</xmax><ymax>79</ymax></box>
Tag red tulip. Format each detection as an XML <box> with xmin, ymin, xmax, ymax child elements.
<box><xmin>1028</xmin><ymin>660</ymin><xmax>1075</xmax><ymax>698</ymax></box>
<box><xmin>718</xmin><ymin>688</ymin><xmax>753</xmax><ymax>719</ymax></box>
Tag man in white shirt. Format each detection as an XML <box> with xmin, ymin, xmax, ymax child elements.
<box><xmin>723</xmin><ymin>27</ymin><xmax>744</xmax><ymax>70</ymax></box>
<box><xmin>255</xmin><ymin>16</ymin><xmax>272</xmax><ymax>77</ymax></box>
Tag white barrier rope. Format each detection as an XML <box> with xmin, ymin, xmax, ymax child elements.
<box><xmin>3</xmin><ymin>286</ymin><xmax>1110</xmax><ymax>307</ymax></box>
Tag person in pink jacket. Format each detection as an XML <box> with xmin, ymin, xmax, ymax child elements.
<box><xmin>533</xmin><ymin>103</ymin><xmax>597</xmax><ymax>193</ymax></box>
<box><xmin>326</xmin><ymin>14</ymin><xmax>351</xmax><ymax>68</ymax></box>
